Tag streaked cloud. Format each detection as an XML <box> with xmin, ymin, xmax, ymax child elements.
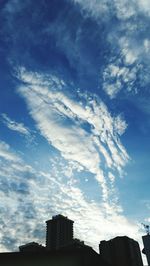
<box><xmin>16</xmin><ymin>68</ymin><xmax>129</xmax><ymax>201</ymax></box>
<box><xmin>1</xmin><ymin>113</ymin><xmax>31</xmax><ymax>136</ymax></box>
<box><xmin>72</xmin><ymin>0</ymin><xmax>150</xmax><ymax>101</ymax></box>
<box><xmin>0</xmin><ymin>1</ymin><xmax>148</xmax><ymax>262</ymax></box>
<box><xmin>0</xmin><ymin>141</ymin><xmax>21</xmax><ymax>162</ymax></box>
<box><xmin>0</xmin><ymin>140</ymin><xmax>141</xmax><ymax>253</ymax></box>
<box><xmin>72</xmin><ymin>0</ymin><xmax>150</xmax><ymax>19</ymax></box>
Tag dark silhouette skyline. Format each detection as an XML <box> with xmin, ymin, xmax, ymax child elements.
<box><xmin>0</xmin><ymin>214</ymin><xmax>146</xmax><ymax>266</ymax></box>
<box><xmin>100</xmin><ymin>236</ymin><xmax>143</xmax><ymax>266</ymax></box>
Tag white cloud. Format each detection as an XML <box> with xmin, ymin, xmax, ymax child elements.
<box><xmin>72</xmin><ymin>0</ymin><xmax>150</xmax><ymax>99</ymax></box>
<box><xmin>72</xmin><ymin>0</ymin><xmax>150</xmax><ymax>19</ymax></box>
<box><xmin>0</xmin><ymin>1</ymin><xmax>147</xmax><ymax>260</ymax></box>
<box><xmin>137</xmin><ymin>0</ymin><xmax>150</xmax><ymax>15</ymax></box>
<box><xmin>118</xmin><ymin>37</ymin><xmax>139</xmax><ymax>66</ymax></box>
<box><xmin>144</xmin><ymin>39</ymin><xmax>150</xmax><ymax>53</ymax></box>
<box><xmin>38</xmin><ymin>171</ymin><xmax>144</xmax><ymax>251</ymax></box>
<box><xmin>0</xmin><ymin>141</ymin><xmax>21</xmax><ymax>162</ymax></box>
<box><xmin>0</xmin><ymin>141</ymin><xmax>37</xmax><ymax>250</ymax></box>
<box><xmin>72</xmin><ymin>0</ymin><xmax>136</xmax><ymax>21</ymax></box>
<box><xmin>102</xmin><ymin>60</ymin><xmax>139</xmax><ymax>98</ymax></box>
<box><xmin>72</xmin><ymin>0</ymin><xmax>111</xmax><ymax>21</ymax></box>
<box><xmin>39</xmin><ymin>173</ymin><xmax>140</xmax><ymax>252</ymax></box>
<box><xmin>17</xmin><ymin>68</ymin><xmax>129</xmax><ymax>201</ymax></box>
<box><xmin>103</xmin><ymin>83</ymin><xmax>122</xmax><ymax>99</ymax></box>
<box><xmin>114</xmin><ymin>115</ymin><xmax>127</xmax><ymax>135</ymax></box>
<box><xmin>145</xmin><ymin>218</ymin><xmax>150</xmax><ymax>224</ymax></box>
<box><xmin>1</xmin><ymin>113</ymin><xmax>31</xmax><ymax>136</ymax></box>
<box><xmin>0</xmin><ymin>139</ymin><xmax>143</xmax><ymax>258</ymax></box>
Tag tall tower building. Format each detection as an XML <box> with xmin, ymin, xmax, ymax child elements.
<box><xmin>46</xmin><ymin>214</ymin><xmax>74</xmax><ymax>250</ymax></box>
<box><xmin>99</xmin><ymin>236</ymin><xmax>143</xmax><ymax>266</ymax></box>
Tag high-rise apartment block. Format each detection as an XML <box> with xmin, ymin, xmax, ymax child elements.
<box><xmin>46</xmin><ymin>214</ymin><xmax>74</xmax><ymax>250</ymax></box>
<box><xmin>99</xmin><ymin>236</ymin><xmax>143</xmax><ymax>266</ymax></box>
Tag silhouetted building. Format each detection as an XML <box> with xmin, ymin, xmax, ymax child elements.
<box><xmin>19</xmin><ymin>242</ymin><xmax>45</xmax><ymax>252</ymax></box>
<box><xmin>99</xmin><ymin>236</ymin><xmax>143</xmax><ymax>266</ymax></box>
<box><xmin>142</xmin><ymin>234</ymin><xmax>150</xmax><ymax>266</ymax></box>
<box><xmin>0</xmin><ymin>214</ymin><xmax>144</xmax><ymax>266</ymax></box>
<box><xmin>0</xmin><ymin>246</ymin><xmax>110</xmax><ymax>266</ymax></box>
<box><xmin>46</xmin><ymin>214</ymin><xmax>74</xmax><ymax>250</ymax></box>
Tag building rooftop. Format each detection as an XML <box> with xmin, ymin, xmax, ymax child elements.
<box><xmin>19</xmin><ymin>242</ymin><xmax>45</xmax><ymax>252</ymax></box>
<box><xmin>101</xmin><ymin>235</ymin><xmax>138</xmax><ymax>243</ymax></box>
<box><xmin>46</xmin><ymin>214</ymin><xmax>74</xmax><ymax>223</ymax></box>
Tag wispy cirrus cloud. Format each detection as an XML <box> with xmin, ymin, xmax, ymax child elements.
<box><xmin>0</xmin><ymin>0</ymin><xmax>147</xmax><ymax>262</ymax></box>
<box><xmin>30</xmin><ymin>157</ymin><xmax>141</xmax><ymax>252</ymax></box>
<box><xmin>16</xmin><ymin>67</ymin><xmax>129</xmax><ymax>201</ymax></box>
<box><xmin>2</xmin><ymin>0</ymin><xmax>150</xmax><ymax>100</ymax></box>
<box><xmin>0</xmin><ymin>141</ymin><xmax>21</xmax><ymax>162</ymax></box>
<box><xmin>0</xmin><ymin>139</ymin><xmax>141</xmax><ymax>253</ymax></box>
<box><xmin>72</xmin><ymin>0</ymin><xmax>150</xmax><ymax>20</ymax></box>
<box><xmin>72</xmin><ymin>0</ymin><xmax>150</xmax><ymax>100</ymax></box>
<box><xmin>1</xmin><ymin>113</ymin><xmax>31</xmax><ymax>136</ymax></box>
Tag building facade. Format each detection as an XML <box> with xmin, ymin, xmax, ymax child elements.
<box><xmin>99</xmin><ymin>236</ymin><xmax>143</xmax><ymax>266</ymax></box>
<box><xmin>46</xmin><ymin>214</ymin><xmax>74</xmax><ymax>250</ymax></box>
<box><xmin>142</xmin><ymin>234</ymin><xmax>150</xmax><ymax>266</ymax></box>
<box><xmin>0</xmin><ymin>214</ymin><xmax>144</xmax><ymax>266</ymax></box>
<box><xmin>0</xmin><ymin>247</ymin><xmax>110</xmax><ymax>266</ymax></box>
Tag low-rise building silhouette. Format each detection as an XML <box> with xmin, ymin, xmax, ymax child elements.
<box><xmin>19</xmin><ymin>242</ymin><xmax>45</xmax><ymax>252</ymax></box>
<box><xmin>142</xmin><ymin>234</ymin><xmax>150</xmax><ymax>266</ymax></box>
<box><xmin>99</xmin><ymin>236</ymin><xmax>143</xmax><ymax>266</ymax></box>
<box><xmin>0</xmin><ymin>214</ymin><xmax>144</xmax><ymax>266</ymax></box>
<box><xmin>0</xmin><ymin>246</ymin><xmax>110</xmax><ymax>266</ymax></box>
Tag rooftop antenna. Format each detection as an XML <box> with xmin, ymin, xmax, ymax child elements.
<box><xmin>142</xmin><ymin>223</ymin><xmax>150</xmax><ymax>235</ymax></box>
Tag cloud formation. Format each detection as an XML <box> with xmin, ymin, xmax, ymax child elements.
<box><xmin>17</xmin><ymin>68</ymin><xmax>129</xmax><ymax>201</ymax></box>
<box><xmin>1</xmin><ymin>113</ymin><xmax>31</xmax><ymax>136</ymax></box>
<box><xmin>0</xmin><ymin>141</ymin><xmax>21</xmax><ymax>162</ymax></box>
<box><xmin>72</xmin><ymin>0</ymin><xmax>150</xmax><ymax>100</ymax></box>
<box><xmin>1</xmin><ymin>0</ymin><xmax>150</xmax><ymax>103</ymax></box>
<box><xmin>0</xmin><ymin>139</ymin><xmax>141</xmax><ymax>253</ymax></box>
<box><xmin>0</xmin><ymin>0</ymin><xmax>148</xmax><ymax>260</ymax></box>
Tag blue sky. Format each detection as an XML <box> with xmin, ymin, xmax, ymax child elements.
<box><xmin>0</xmin><ymin>0</ymin><xmax>150</xmax><ymax>262</ymax></box>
